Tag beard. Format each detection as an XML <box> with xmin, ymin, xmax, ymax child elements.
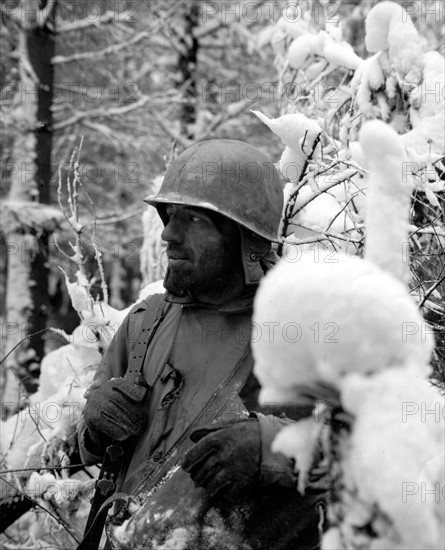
<box><xmin>164</xmin><ymin>242</ymin><xmax>241</xmax><ymax>299</ymax></box>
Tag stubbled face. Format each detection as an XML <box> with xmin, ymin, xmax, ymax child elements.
<box><xmin>160</xmin><ymin>204</ymin><xmax>242</xmax><ymax>299</ymax></box>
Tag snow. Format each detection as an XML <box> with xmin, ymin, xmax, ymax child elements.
<box><xmin>322</xmin><ymin>528</ymin><xmax>343</xmax><ymax>549</ymax></box>
<box><xmin>67</xmin><ymin>216</ymin><xmax>83</xmax><ymax>233</ymax></box>
<box><xmin>141</xmin><ymin>179</ymin><xmax>167</xmax><ymax>286</ymax></box>
<box><xmin>138</xmin><ymin>278</ymin><xmax>165</xmax><ymax>300</ymax></box>
<box><xmin>402</xmin><ymin>111</ymin><xmax>445</xmax><ymax>157</ymax></box>
<box><xmin>350</xmin><ymin>54</ymin><xmax>386</xmax><ymax>117</ymax></box>
<box><xmin>325</xmin><ymin>21</ymin><xmax>342</xmax><ymax>42</ymax></box>
<box><xmin>279</xmin><ymin>145</ymin><xmax>306</xmax><ymax>183</ymax></box>
<box><xmin>253</xmin><ymin>251</ymin><xmax>433</xmax><ymax>403</ymax></box>
<box><xmin>270</xmin><ymin>26</ymin><xmax>287</xmax><ymax>57</ymax></box>
<box><xmin>401</xmin><ymin>50</ymin><xmax>445</xmax><ymax>158</ymax></box>
<box><xmin>255</xmin><ymin>24</ymin><xmax>277</xmax><ymax>50</ymax></box>
<box><xmin>290</xmin><ymin>181</ymin><xmax>355</xmax><ymax>239</ymax></box>
<box><xmin>61</xmin><ymin>268</ymin><xmax>92</xmax><ymax>314</ymax></box>
<box><xmin>252</xmin><ymin>110</ymin><xmax>322</xmax><ymax>154</ymax></box>
<box><xmin>321</xmin><ymin>33</ymin><xmax>361</xmax><ymax>71</ymax></box>
<box><xmin>410</xmin><ymin>51</ymin><xmax>445</xmax><ymax>117</ymax></box>
<box><xmin>271</xmin><ymin>417</ymin><xmax>323</xmax><ymax>493</ymax></box>
<box><xmin>360</xmin><ymin>120</ymin><xmax>412</xmax><ymax>283</ymax></box>
<box><xmin>282</xmin><ymin>168</ymin><xmax>366</xmax><ymax>253</ymax></box>
<box><xmin>340</xmin><ymin>368</ymin><xmax>445</xmax><ymax>548</ymax></box>
<box><xmin>287</xmin><ymin>34</ymin><xmax>318</xmax><ymax>70</ymax></box>
<box><xmin>37</xmin><ymin>343</ymin><xmax>102</xmax><ymax>399</ymax></box>
<box><xmin>2</xmin><ymin>199</ymin><xmax>64</xmax><ymax>231</ymax></box>
<box><xmin>365</xmin><ymin>2</ymin><xmax>405</xmax><ymax>52</ymax></box>
<box><xmin>387</xmin><ymin>10</ymin><xmax>424</xmax><ymax>84</ymax></box>
<box><xmin>253</xmin><ymin>111</ymin><xmax>322</xmax><ymax>187</ymax></box>
<box><xmin>287</xmin><ymin>30</ymin><xmax>361</xmax><ymax>71</ymax></box>
<box><xmin>276</xmin><ymin>12</ymin><xmax>309</xmax><ymax>39</ymax></box>
<box><xmin>365</xmin><ymin>1</ymin><xmax>424</xmax><ymax>83</ymax></box>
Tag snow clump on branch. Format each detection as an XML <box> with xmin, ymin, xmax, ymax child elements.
<box><xmin>252</xmin><ymin>119</ymin><xmax>444</xmax><ymax>549</ymax></box>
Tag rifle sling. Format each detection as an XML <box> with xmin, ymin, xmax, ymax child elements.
<box><xmin>77</xmin><ymin>294</ymin><xmax>170</xmax><ymax>550</ymax></box>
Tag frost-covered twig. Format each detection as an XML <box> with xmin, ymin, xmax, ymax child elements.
<box><xmin>278</xmin><ymin>131</ymin><xmax>322</xmax><ymax>255</ymax></box>
<box><xmin>0</xmin><ymin>329</ymin><xmax>52</xmax><ymax>369</ymax></box>
<box><xmin>56</xmin><ymin>138</ymin><xmax>111</xmax><ymax>316</ymax></box>
<box><xmin>77</xmin><ymin>173</ymin><xmax>108</xmax><ymax>305</ymax></box>
<box><xmin>57</xmin><ymin>143</ymin><xmax>89</xmax><ymax>290</ymax></box>
<box><xmin>295</xmin><ymin>169</ymin><xmax>359</xmax><ymax>214</ymax></box>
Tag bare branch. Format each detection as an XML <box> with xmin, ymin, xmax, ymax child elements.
<box><xmin>83</xmin><ymin>207</ymin><xmax>148</xmax><ymax>226</ymax></box>
<box><xmin>52</xmin><ymin>3</ymin><xmax>178</xmax><ymax>65</ymax></box>
<box><xmin>53</xmin><ymin>95</ymin><xmax>152</xmax><ymax>130</ymax></box>
<box><xmin>56</xmin><ymin>10</ymin><xmax>133</xmax><ymax>33</ymax></box>
<box><xmin>52</xmin><ymin>29</ymin><xmax>150</xmax><ymax>65</ymax></box>
<box><xmin>148</xmin><ymin>108</ymin><xmax>191</xmax><ymax>148</ymax></box>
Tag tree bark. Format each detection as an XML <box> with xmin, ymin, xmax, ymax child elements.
<box><xmin>2</xmin><ymin>0</ymin><xmax>56</xmax><ymax>405</ymax></box>
<box><xmin>178</xmin><ymin>2</ymin><xmax>200</xmax><ymax>139</ymax></box>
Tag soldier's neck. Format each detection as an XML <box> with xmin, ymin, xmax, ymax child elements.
<box><xmin>192</xmin><ymin>271</ymin><xmax>250</xmax><ymax>306</ymax></box>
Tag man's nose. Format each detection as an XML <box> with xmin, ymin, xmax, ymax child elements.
<box><xmin>161</xmin><ymin>217</ymin><xmax>183</xmax><ymax>244</ymax></box>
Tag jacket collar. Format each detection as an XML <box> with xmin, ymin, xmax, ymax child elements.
<box><xmin>164</xmin><ymin>289</ymin><xmax>257</xmax><ymax>314</ymax></box>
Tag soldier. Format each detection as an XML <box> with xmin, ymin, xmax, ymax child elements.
<box><xmin>78</xmin><ymin>139</ymin><xmax>326</xmax><ymax>549</ymax></box>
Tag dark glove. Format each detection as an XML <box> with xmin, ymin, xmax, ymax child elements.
<box><xmin>83</xmin><ymin>376</ymin><xmax>149</xmax><ymax>449</ymax></box>
<box><xmin>181</xmin><ymin>418</ymin><xmax>261</xmax><ymax>503</ymax></box>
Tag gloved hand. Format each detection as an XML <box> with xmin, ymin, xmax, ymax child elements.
<box><xmin>181</xmin><ymin>418</ymin><xmax>261</xmax><ymax>503</ymax></box>
<box><xmin>83</xmin><ymin>376</ymin><xmax>149</xmax><ymax>451</ymax></box>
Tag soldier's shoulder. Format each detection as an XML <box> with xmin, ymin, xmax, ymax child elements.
<box><xmin>128</xmin><ymin>292</ymin><xmax>167</xmax><ymax>316</ymax></box>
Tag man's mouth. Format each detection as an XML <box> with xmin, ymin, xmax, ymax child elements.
<box><xmin>167</xmin><ymin>251</ymin><xmax>190</xmax><ymax>262</ymax></box>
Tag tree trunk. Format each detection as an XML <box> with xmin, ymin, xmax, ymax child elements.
<box><xmin>2</xmin><ymin>0</ymin><xmax>56</xmax><ymax>407</ymax></box>
<box><xmin>178</xmin><ymin>2</ymin><xmax>200</xmax><ymax>139</ymax></box>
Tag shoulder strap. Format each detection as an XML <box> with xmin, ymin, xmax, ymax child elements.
<box><xmin>124</xmin><ymin>293</ymin><xmax>171</xmax><ymax>384</ymax></box>
<box><xmin>77</xmin><ymin>294</ymin><xmax>171</xmax><ymax>550</ymax></box>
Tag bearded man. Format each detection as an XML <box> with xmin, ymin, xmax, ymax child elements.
<box><xmin>78</xmin><ymin>139</ymin><xmax>327</xmax><ymax>550</ymax></box>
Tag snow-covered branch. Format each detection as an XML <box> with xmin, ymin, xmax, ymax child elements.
<box><xmin>53</xmin><ymin>96</ymin><xmax>152</xmax><ymax>131</ymax></box>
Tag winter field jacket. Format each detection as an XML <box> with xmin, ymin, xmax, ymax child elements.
<box><xmin>78</xmin><ymin>290</ymin><xmax>326</xmax><ymax>549</ymax></box>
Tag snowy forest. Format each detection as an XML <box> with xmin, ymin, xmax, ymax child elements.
<box><xmin>0</xmin><ymin>0</ymin><xmax>444</xmax><ymax>548</ymax></box>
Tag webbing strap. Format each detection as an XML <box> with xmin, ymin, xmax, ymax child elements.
<box><xmin>77</xmin><ymin>294</ymin><xmax>170</xmax><ymax>550</ymax></box>
<box><xmin>77</xmin><ymin>492</ymin><xmax>129</xmax><ymax>550</ymax></box>
<box><xmin>124</xmin><ymin>294</ymin><xmax>171</xmax><ymax>383</ymax></box>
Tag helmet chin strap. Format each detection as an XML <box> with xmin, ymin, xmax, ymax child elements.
<box><xmin>239</xmin><ymin>228</ymin><xmax>273</xmax><ymax>286</ymax></box>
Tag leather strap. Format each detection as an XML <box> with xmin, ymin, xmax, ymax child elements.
<box><xmin>77</xmin><ymin>492</ymin><xmax>129</xmax><ymax>550</ymax></box>
<box><xmin>77</xmin><ymin>293</ymin><xmax>170</xmax><ymax>550</ymax></box>
<box><xmin>125</xmin><ymin>294</ymin><xmax>171</xmax><ymax>384</ymax></box>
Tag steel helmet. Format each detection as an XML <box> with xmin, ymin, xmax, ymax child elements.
<box><xmin>144</xmin><ymin>139</ymin><xmax>283</xmax><ymax>243</ymax></box>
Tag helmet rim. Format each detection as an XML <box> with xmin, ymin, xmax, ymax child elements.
<box><xmin>145</xmin><ymin>139</ymin><xmax>284</xmax><ymax>244</ymax></box>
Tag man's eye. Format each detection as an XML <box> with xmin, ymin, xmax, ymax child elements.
<box><xmin>190</xmin><ymin>215</ymin><xmax>202</xmax><ymax>223</ymax></box>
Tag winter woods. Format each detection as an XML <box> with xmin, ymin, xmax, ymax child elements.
<box><xmin>1</xmin><ymin>1</ymin><xmax>444</xmax><ymax>549</ymax></box>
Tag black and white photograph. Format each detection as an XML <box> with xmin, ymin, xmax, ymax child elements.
<box><xmin>1</xmin><ymin>1</ymin><xmax>444</xmax><ymax>548</ymax></box>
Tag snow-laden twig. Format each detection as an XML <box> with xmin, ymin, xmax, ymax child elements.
<box><xmin>279</xmin><ymin>131</ymin><xmax>322</xmax><ymax>254</ymax></box>
<box><xmin>56</xmin><ymin>138</ymin><xmax>110</xmax><ymax>313</ymax></box>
